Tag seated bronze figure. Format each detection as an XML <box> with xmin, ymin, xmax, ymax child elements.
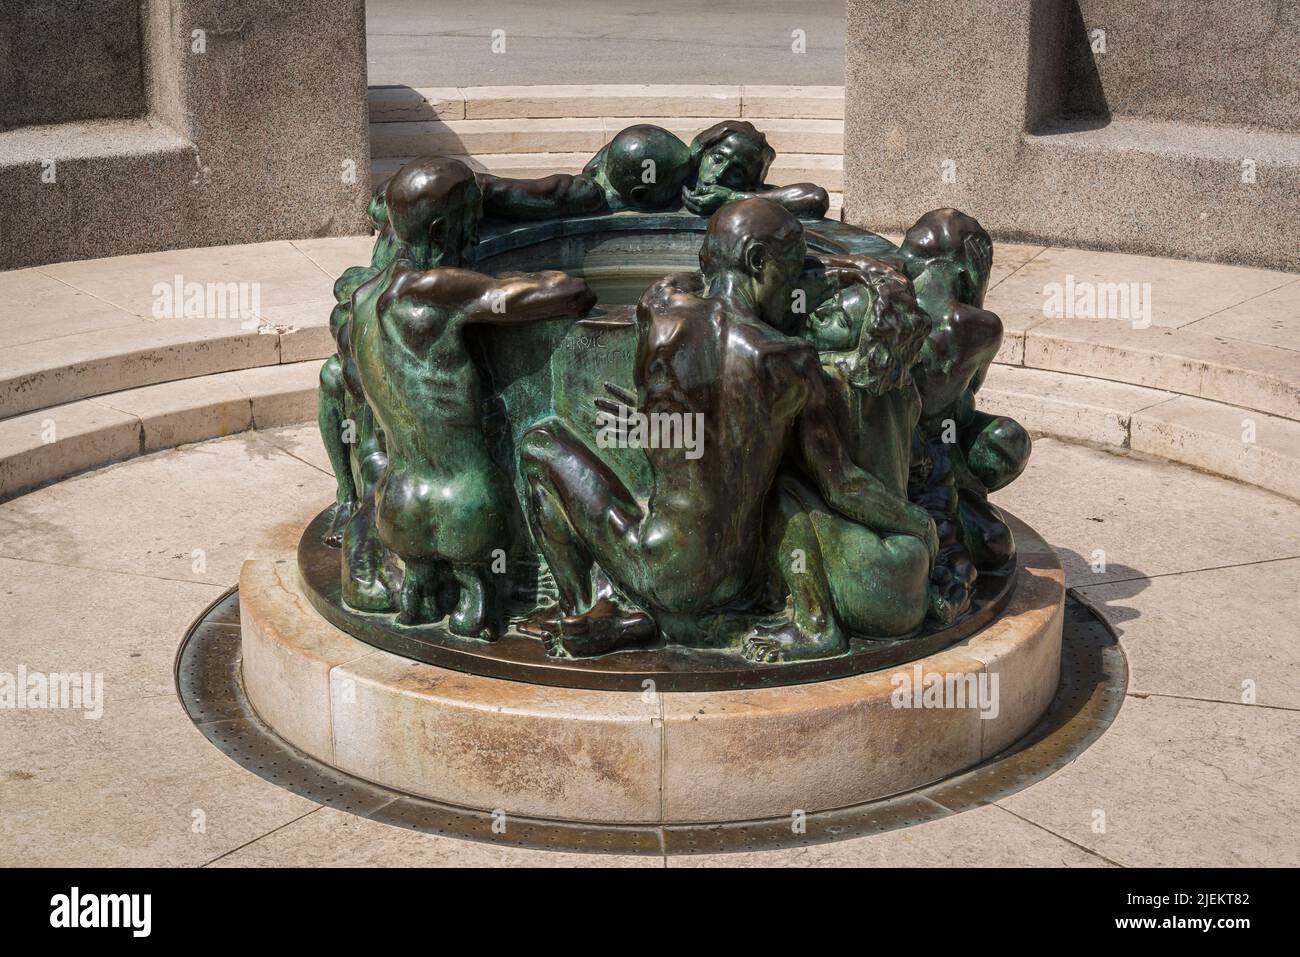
<box><xmin>311</xmin><ymin>120</ymin><xmax>1030</xmax><ymax>669</ymax></box>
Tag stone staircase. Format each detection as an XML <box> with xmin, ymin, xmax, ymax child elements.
<box><xmin>3</xmin><ymin>231</ymin><xmax>1297</xmax><ymax>507</ymax></box>
<box><xmin>977</xmin><ymin>243</ymin><xmax>1300</xmax><ymax>500</ymax></box>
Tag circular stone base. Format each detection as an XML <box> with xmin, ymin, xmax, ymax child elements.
<box><xmin>238</xmin><ymin>514</ymin><xmax>1063</xmax><ymax>825</ymax></box>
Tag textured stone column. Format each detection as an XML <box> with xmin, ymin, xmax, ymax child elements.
<box><xmin>843</xmin><ymin>0</ymin><xmax>1300</xmax><ymax>270</ymax></box>
<box><xmin>844</xmin><ymin>0</ymin><xmax>1038</xmax><ymax>235</ymax></box>
<box><xmin>0</xmin><ymin>0</ymin><xmax>371</xmax><ymax>269</ymax></box>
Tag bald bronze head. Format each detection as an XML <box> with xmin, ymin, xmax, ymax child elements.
<box><xmin>901</xmin><ymin>208</ymin><xmax>992</xmax><ymax>305</ymax></box>
<box><xmin>902</xmin><ymin>208</ymin><xmax>983</xmax><ymax>257</ymax></box>
<box><xmin>599</xmin><ymin>124</ymin><xmax>693</xmax><ymax>210</ymax></box>
<box><xmin>385</xmin><ymin>157</ymin><xmax>482</xmax><ymax>267</ymax></box>
<box><xmin>699</xmin><ymin>198</ymin><xmax>806</xmax><ymax>328</ymax></box>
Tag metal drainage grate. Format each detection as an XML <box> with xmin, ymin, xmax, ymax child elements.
<box><xmin>176</xmin><ymin>589</ymin><xmax>1126</xmax><ymax>856</ymax></box>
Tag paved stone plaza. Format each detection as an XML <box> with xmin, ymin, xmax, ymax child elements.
<box><xmin>1</xmin><ymin>1</ymin><xmax>1296</xmax><ymax>875</ymax></box>
<box><xmin>1</xmin><ymin>234</ymin><xmax>1296</xmax><ymax>866</ymax></box>
<box><xmin>2</xmin><ymin>428</ymin><xmax>1296</xmax><ymax>866</ymax></box>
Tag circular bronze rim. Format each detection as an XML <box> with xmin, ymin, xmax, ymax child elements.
<box><xmin>176</xmin><ymin>587</ymin><xmax>1125</xmax><ymax>856</ymax></box>
<box><xmin>296</xmin><ymin>507</ymin><xmax>1018</xmax><ymax>692</ymax></box>
<box><xmin>475</xmin><ymin>208</ymin><xmax>900</xmax><ymax>262</ymax></box>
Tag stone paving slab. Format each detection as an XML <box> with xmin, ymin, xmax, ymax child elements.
<box><xmin>0</xmin><ymin>430</ymin><xmax>1295</xmax><ymax>865</ymax></box>
<box><xmin>0</xmin><ymin>431</ymin><xmax>333</xmax><ymax>586</ymax></box>
<box><xmin>1075</xmin><ymin>558</ymin><xmax>1300</xmax><ymax>710</ymax></box>
<box><xmin>986</xmin><ymin>245</ymin><xmax>1295</xmax><ymax>332</ymax></box>
<box><xmin>1182</xmin><ymin>277</ymin><xmax>1300</xmax><ymax>352</ymax></box>
<box><xmin>0</xmin><ymin>267</ymin><xmax>144</xmax><ymax>350</ymax></box>
<box><xmin>289</xmin><ymin>236</ymin><xmax>380</xmax><ymax>281</ymax></box>
<box><xmin>668</xmin><ymin>802</ymin><xmax>1112</xmax><ymax>867</ymax></box>
<box><xmin>39</xmin><ymin>240</ymin><xmax>334</xmax><ymax>318</ymax></box>
<box><xmin>0</xmin><ymin>555</ymin><xmax>223</xmax><ymax>701</ymax></box>
<box><xmin>996</xmin><ymin>694</ymin><xmax>1300</xmax><ymax>867</ymax></box>
<box><xmin>257</xmin><ymin>423</ymin><xmax>336</xmax><ymax>476</ymax></box>
<box><xmin>991</xmin><ymin>437</ymin><xmax>1300</xmax><ymax>588</ymax></box>
<box><xmin>0</xmin><ymin>696</ymin><xmax>317</xmax><ymax>867</ymax></box>
<box><xmin>208</xmin><ymin>805</ymin><xmax>661</xmax><ymax>868</ymax></box>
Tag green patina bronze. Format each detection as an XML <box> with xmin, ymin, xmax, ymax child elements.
<box><xmin>476</xmin><ymin>120</ymin><xmax>829</xmax><ymax>221</ymax></box>
<box><xmin>312</xmin><ymin>120</ymin><xmax>1030</xmax><ymax>667</ymax></box>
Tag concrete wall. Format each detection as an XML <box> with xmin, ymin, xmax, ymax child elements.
<box><xmin>0</xmin><ymin>1</ymin><xmax>147</xmax><ymax>131</ymax></box>
<box><xmin>0</xmin><ymin>0</ymin><xmax>371</xmax><ymax>270</ymax></box>
<box><xmin>843</xmin><ymin>0</ymin><xmax>1300</xmax><ymax>271</ymax></box>
<box><xmin>1077</xmin><ymin>0</ymin><xmax>1299</xmax><ymax>131</ymax></box>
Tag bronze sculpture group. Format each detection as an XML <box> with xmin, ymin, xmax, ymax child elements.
<box><xmin>315</xmin><ymin>121</ymin><xmax>1030</xmax><ymax>665</ymax></box>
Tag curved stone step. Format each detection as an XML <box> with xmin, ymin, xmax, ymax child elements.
<box><xmin>3</xmin><ymin>240</ymin><xmax>1290</xmax><ymax>435</ymax></box>
<box><xmin>1015</xmin><ymin>318</ymin><xmax>1300</xmax><ymax>422</ymax></box>
<box><xmin>3</xmin><ymin>232</ymin><xmax>1292</xmax><ymax>502</ymax></box>
<box><xmin>981</xmin><ymin>365</ymin><xmax>1300</xmax><ymax>502</ymax></box>
<box><xmin>6</xmin><ymin>355</ymin><xmax>1296</xmax><ymax>509</ymax></box>
<box><xmin>0</xmin><ymin>312</ymin><xmax>334</xmax><ymax>422</ymax></box>
<box><xmin>6</xmin><ymin>362</ymin><xmax>1296</xmax><ymax>515</ymax></box>
<box><xmin>0</xmin><ymin>237</ymin><xmax>359</xmax><ymax>420</ymax></box>
<box><xmin>0</xmin><ymin>360</ymin><xmax>323</xmax><ymax>502</ymax></box>
<box><xmin>367</xmin><ymin>84</ymin><xmax>845</xmax><ymax>123</ymax></box>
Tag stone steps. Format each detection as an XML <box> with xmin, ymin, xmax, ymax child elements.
<box><xmin>367</xmin><ymin>84</ymin><xmax>845</xmax><ymax>122</ymax></box>
<box><xmin>0</xmin><ymin>360</ymin><xmax>323</xmax><ymax>502</ymax></box>
<box><xmin>3</xmin><ymin>233</ymin><xmax>1295</xmax><ymax>503</ymax></box>
<box><xmin>0</xmin><ymin>236</ymin><xmax>363</xmax><ymax>421</ymax></box>
<box><xmin>7</xmin><ymin>355</ymin><xmax>1295</xmax><ymax>506</ymax></box>
<box><xmin>11</xmin><ymin>242</ymin><xmax>1291</xmax><ymax>427</ymax></box>
<box><xmin>0</xmin><ymin>317</ymin><xmax>328</xmax><ymax>421</ymax></box>
<box><xmin>981</xmin><ymin>365</ymin><xmax>1300</xmax><ymax>501</ymax></box>
<box><xmin>1017</xmin><ymin>318</ymin><xmax>1300</xmax><ymax>422</ymax></box>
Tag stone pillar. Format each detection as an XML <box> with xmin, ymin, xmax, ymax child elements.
<box><xmin>0</xmin><ymin>0</ymin><xmax>371</xmax><ymax>270</ymax></box>
<box><xmin>843</xmin><ymin>0</ymin><xmax>1300</xmax><ymax>271</ymax></box>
